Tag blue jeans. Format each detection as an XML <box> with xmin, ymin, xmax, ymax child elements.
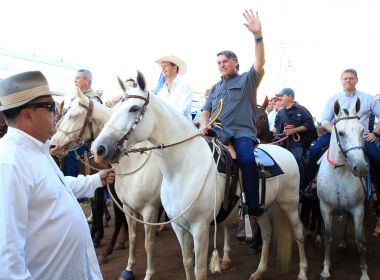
<box><xmin>231</xmin><ymin>137</ymin><xmax>260</xmax><ymax>209</ymax></box>
<box><xmin>289</xmin><ymin>146</ymin><xmax>305</xmax><ymax>188</ymax></box>
<box><xmin>365</xmin><ymin>140</ymin><xmax>380</xmax><ymax>185</ymax></box>
<box><xmin>306</xmin><ymin>132</ymin><xmax>380</xmax><ymax>188</ymax></box>
<box><xmin>305</xmin><ymin>133</ymin><xmax>331</xmax><ymax>189</ymax></box>
<box><xmin>62</xmin><ymin>147</ymin><xmax>87</xmax><ymax>177</ymax></box>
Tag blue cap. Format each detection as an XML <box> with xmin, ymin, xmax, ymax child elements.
<box><xmin>276</xmin><ymin>87</ymin><xmax>294</xmax><ymax>97</ymax></box>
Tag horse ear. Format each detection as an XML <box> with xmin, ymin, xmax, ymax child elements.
<box><xmin>136</xmin><ymin>70</ymin><xmax>146</xmax><ymax>91</ymax></box>
<box><xmin>117</xmin><ymin>75</ymin><xmax>126</xmax><ymax>94</ymax></box>
<box><xmin>77</xmin><ymin>87</ymin><xmax>87</xmax><ymax>103</ymax></box>
<box><xmin>59</xmin><ymin>100</ymin><xmax>65</xmax><ymax>111</ymax></box>
<box><xmin>333</xmin><ymin>99</ymin><xmax>340</xmax><ymax>116</ymax></box>
<box><xmin>354</xmin><ymin>97</ymin><xmax>361</xmax><ymax>114</ymax></box>
<box><xmin>262</xmin><ymin>96</ymin><xmax>269</xmax><ymax>109</ymax></box>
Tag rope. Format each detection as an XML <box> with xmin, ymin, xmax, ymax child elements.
<box><xmin>73</xmin><ymin>147</ymin><xmax>214</xmax><ymax>226</ymax></box>
<box><xmin>271</xmin><ymin>123</ymin><xmax>301</xmax><ymax>145</ymax></box>
<box><xmin>106</xmin><ymin>162</ymin><xmax>214</xmax><ymax>226</ymax></box>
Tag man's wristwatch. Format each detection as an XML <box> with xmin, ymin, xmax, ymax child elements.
<box><xmin>373</xmin><ymin>131</ymin><xmax>380</xmax><ymax>138</ymax></box>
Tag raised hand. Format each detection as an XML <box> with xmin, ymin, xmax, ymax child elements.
<box><xmin>243</xmin><ymin>9</ymin><xmax>262</xmax><ymax>38</ymax></box>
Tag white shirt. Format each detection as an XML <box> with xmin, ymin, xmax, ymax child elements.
<box><xmin>157</xmin><ymin>76</ymin><xmax>193</xmax><ymax>120</ymax></box>
<box><xmin>267</xmin><ymin>109</ymin><xmax>278</xmax><ymax>132</ymax></box>
<box><xmin>0</xmin><ymin>128</ymin><xmax>103</xmax><ymax>280</ymax></box>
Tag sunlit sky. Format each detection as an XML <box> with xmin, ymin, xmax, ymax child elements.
<box><xmin>1</xmin><ymin>0</ymin><xmax>379</xmax><ymax>119</ymax></box>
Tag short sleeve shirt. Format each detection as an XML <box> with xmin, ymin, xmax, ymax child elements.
<box><xmin>202</xmin><ymin>66</ymin><xmax>258</xmax><ymax>140</ymax></box>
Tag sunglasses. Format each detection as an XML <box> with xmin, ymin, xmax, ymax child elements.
<box><xmin>23</xmin><ymin>101</ymin><xmax>56</xmax><ymax>112</ymax></box>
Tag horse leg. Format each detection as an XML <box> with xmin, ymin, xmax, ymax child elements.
<box><xmin>311</xmin><ymin>195</ymin><xmax>323</xmax><ymax>248</ymax></box>
<box><xmin>338</xmin><ymin>211</ymin><xmax>348</xmax><ymax>248</ymax></box>
<box><xmin>250</xmin><ymin>212</ymin><xmax>271</xmax><ymax>280</ymax></box>
<box><xmin>220</xmin><ymin>224</ymin><xmax>232</xmax><ymax>271</ymax></box>
<box><xmin>351</xmin><ymin>206</ymin><xmax>370</xmax><ymax>280</ymax></box>
<box><xmin>282</xmin><ymin>203</ymin><xmax>308</xmax><ymax>280</ymax></box>
<box><xmin>372</xmin><ymin>188</ymin><xmax>380</xmax><ymax>237</ymax></box>
<box><xmin>98</xmin><ymin>201</ymin><xmax>126</xmax><ymax>264</ymax></box>
<box><xmin>300</xmin><ymin>195</ymin><xmax>312</xmax><ymax>234</ymax></box>
<box><xmin>142</xmin><ymin>209</ymin><xmax>159</xmax><ymax>280</ymax></box>
<box><xmin>119</xmin><ymin>211</ymin><xmax>138</xmax><ymax>280</ymax></box>
<box><xmin>192</xmin><ymin>224</ymin><xmax>210</xmax><ymax>280</ymax></box>
<box><xmin>171</xmin><ymin>223</ymin><xmax>196</xmax><ymax>280</ymax></box>
<box><xmin>319</xmin><ymin>202</ymin><xmax>333</xmax><ymax>280</ymax></box>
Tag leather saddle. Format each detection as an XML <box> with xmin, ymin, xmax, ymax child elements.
<box><xmin>207</xmin><ymin>137</ymin><xmax>283</xmax><ymax>223</ymax></box>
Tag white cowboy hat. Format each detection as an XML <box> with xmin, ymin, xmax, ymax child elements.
<box><xmin>155</xmin><ymin>55</ymin><xmax>187</xmax><ymax>75</ymax></box>
<box><xmin>0</xmin><ymin>71</ymin><xmax>63</xmax><ymax>111</ymax></box>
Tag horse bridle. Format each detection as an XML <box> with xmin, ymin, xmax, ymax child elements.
<box><xmin>333</xmin><ymin>115</ymin><xmax>364</xmax><ymax>158</ymax></box>
<box><xmin>115</xmin><ymin>93</ymin><xmax>150</xmax><ymax>153</ymax></box>
<box><xmin>58</xmin><ymin>99</ymin><xmax>96</xmax><ymax>151</ymax></box>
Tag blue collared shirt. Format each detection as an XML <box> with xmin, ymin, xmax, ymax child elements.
<box><xmin>202</xmin><ymin>66</ymin><xmax>258</xmax><ymax>140</ymax></box>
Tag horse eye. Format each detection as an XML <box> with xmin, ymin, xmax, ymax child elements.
<box><xmin>129</xmin><ymin>105</ymin><xmax>140</xmax><ymax>113</ymax></box>
<box><xmin>338</xmin><ymin>131</ymin><xmax>345</xmax><ymax>137</ymax></box>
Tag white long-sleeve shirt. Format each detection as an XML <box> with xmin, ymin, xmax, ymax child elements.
<box><xmin>0</xmin><ymin>127</ymin><xmax>103</xmax><ymax>280</ymax></box>
<box><xmin>157</xmin><ymin>76</ymin><xmax>193</xmax><ymax>121</ymax></box>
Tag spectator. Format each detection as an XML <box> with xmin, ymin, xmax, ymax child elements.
<box><xmin>0</xmin><ymin>71</ymin><xmax>115</xmax><ymax>279</ymax></box>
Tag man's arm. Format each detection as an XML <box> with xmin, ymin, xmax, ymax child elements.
<box><xmin>198</xmin><ymin>110</ymin><xmax>211</xmax><ymax>134</ymax></box>
<box><xmin>321</xmin><ymin>96</ymin><xmax>336</xmax><ymax>133</ymax></box>
<box><xmin>243</xmin><ymin>9</ymin><xmax>265</xmax><ymax>74</ymax></box>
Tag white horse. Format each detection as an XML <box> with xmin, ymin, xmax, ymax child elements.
<box><xmin>49</xmin><ymin>89</ymin><xmax>163</xmax><ymax>280</ymax></box>
<box><xmin>317</xmin><ymin>99</ymin><xmax>370</xmax><ymax>280</ymax></box>
<box><xmin>91</xmin><ymin>71</ymin><xmax>308</xmax><ymax>280</ymax></box>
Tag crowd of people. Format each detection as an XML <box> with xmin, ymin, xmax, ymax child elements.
<box><xmin>1</xmin><ymin>7</ymin><xmax>380</xmax><ymax>280</ymax></box>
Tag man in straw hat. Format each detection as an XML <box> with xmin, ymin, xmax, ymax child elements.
<box><xmin>155</xmin><ymin>54</ymin><xmax>193</xmax><ymax>121</ymax></box>
<box><xmin>198</xmin><ymin>9</ymin><xmax>266</xmax><ymax>217</ymax></box>
<box><xmin>0</xmin><ymin>71</ymin><xmax>115</xmax><ymax>279</ymax></box>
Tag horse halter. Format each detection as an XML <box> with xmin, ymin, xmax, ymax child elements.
<box><xmin>58</xmin><ymin>99</ymin><xmax>96</xmax><ymax>150</ymax></box>
<box><xmin>116</xmin><ymin>92</ymin><xmax>150</xmax><ymax>151</ymax></box>
<box><xmin>333</xmin><ymin>115</ymin><xmax>364</xmax><ymax>158</ymax></box>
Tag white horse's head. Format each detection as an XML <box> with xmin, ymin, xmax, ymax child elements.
<box><xmin>50</xmin><ymin>88</ymin><xmax>112</xmax><ymax>158</ymax></box>
<box><xmin>92</xmin><ymin>71</ymin><xmax>156</xmax><ymax>163</ymax></box>
<box><xmin>332</xmin><ymin>98</ymin><xmax>368</xmax><ymax>177</ymax></box>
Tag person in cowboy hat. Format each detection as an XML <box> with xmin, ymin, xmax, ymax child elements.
<box><xmin>155</xmin><ymin>54</ymin><xmax>193</xmax><ymax>121</ymax></box>
<box><xmin>0</xmin><ymin>71</ymin><xmax>115</xmax><ymax>279</ymax></box>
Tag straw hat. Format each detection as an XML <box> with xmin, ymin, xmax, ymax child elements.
<box><xmin>0</xmin><ymin>71</ymin><xmax>63</xmax><ymax>111</ymax></box>
<box><xmin>155</xmin><ymin>55</ymin><xmax>187</xmax><ymax>75</ymax></box>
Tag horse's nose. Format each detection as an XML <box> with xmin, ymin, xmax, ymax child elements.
<box><xmin>96</xmin><ymin>144</ymin><xmax>107</xmax><ymax>158</ymax></box>
<box><xmin>352</xmin><ymin>164</ymin><xmax>368</xmax><ymax>178</ymax></box>
<box><xmin>49</xmin><ymin>144</ymin><xmax>58</xmax><ymax>155</ymax></box>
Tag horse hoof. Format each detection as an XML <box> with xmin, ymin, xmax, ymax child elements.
<box><xmin>338</xmin><ymin>241</ymin><xmax>347</xmax><ymax>248</ymax></box>
<box><xmin>220</xmin><ymin>259</ymin><xmax>232</xmax><ymax>271</ymax></box>
<box><xmin>98</xmin><ymin>254</ymin><xmax>108</xmax><ymax>265</ymax></box>
<box><xmin>119</xmin><ymin>269</ymin><xmax>134</xmax><ymax>280</ymax></box>
<box><xmin>320</xmin><ymin>272</ymin><xmax>331</xmax><ymax>280</ymax></box>
<box><xmin>114</xmin><ymin>243</ymin><xmax>126</xmax><ymax>250</ymax></box>
<box><xmin>315</xmin><ymin>235</ymin><xmax>323</xmax><ymax>248</ymax></box>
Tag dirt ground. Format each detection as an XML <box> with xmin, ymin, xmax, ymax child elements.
<box><xmin>87</xmin><ymin>203</ymin><xmax>380</xmax><ymax>280</ymax></box>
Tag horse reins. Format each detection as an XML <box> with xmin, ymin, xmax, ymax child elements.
<box><xmin>115</xmin><ymin>93</ymin><xmax>150</xmax><ymax>152</ymax></box>
<box><xmin>57</xmin><ymin>99</ymin><xmax>96</xmax><ymax>151</ymax></box>
<box><xmin>333</xmin><ymin>115</ymin><xmax>364</xmax><ymax>158</ymax></box>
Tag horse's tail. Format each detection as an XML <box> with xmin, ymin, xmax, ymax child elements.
<box><xmin>271</xmin><ymin>202</ymin><xmax>294</xmax><ymax>273</ymax></box>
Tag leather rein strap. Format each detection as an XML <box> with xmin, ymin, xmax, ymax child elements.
<box><xmin>333</xmin><ymin>115</ymin><xmax>364</xmax><ymax>158</ymax></box>
<box><xmin>116</xmin><ymin>93</ymin><xmax>150</xmax><ymax>149</ymax></box>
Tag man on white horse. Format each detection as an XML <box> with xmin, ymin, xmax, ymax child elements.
<box><xmin>198</xmin><ymin>9</ymin><xmax>266</xmax><ymax>217</ymax></box>
<box><xmin>305</xmin><ymin>68</ymin><xmax>380</xmax><ymax>192</ymax></box>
